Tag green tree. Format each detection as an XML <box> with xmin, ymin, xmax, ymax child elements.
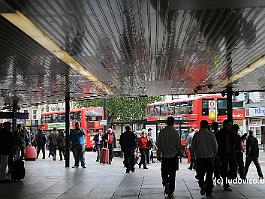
<box><xmin>75</xmin><ymin>96</ymin><xmax>163</xmax><ymax>122</ymax></box>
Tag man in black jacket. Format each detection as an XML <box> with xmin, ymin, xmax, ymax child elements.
<box><xmin>216</xmin><ymin>120</ymin><xmax>237</xmax><ymax>191</ymax></box>
<box><xmin>245</xmin><ymin>130</ymin><xmax>263</xmax><ymax>179</ymax></box>
<box><xmin>120</xmin><ymin>126</ymin><xmax>137</xmax><ymax>173</ymax></box>
<box><xmin>0</xmin><ymin>122</ymin><xmax>13</xmax><ymax>182</ymax></box>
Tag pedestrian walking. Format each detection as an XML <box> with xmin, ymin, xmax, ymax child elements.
<box><xmin>138</xmin><ymin>129</ymin><xmax>149</xmax><ymax>169</ymax></box>
<box><xmin>245</xmin><ymin>130</ymin><xmax>264</xmax><ymax>179</ymax></box>
<box><xmin>233</xmin><ymin>124</ymin><xmax>246</xmax><ymax>179</ymax></box>
<box><xmin>192</xmin><ymin>120</ymin><xmax>218</xmax><ymax>196</ymax></box>
<box><xmin>120</xmin><ymin>125</ymin><xmax>138</xmax><ymax>173</ymax></box>
<box><xmin>48</xmin><ymin>128</ymin><xmax>58</xmax><ymax>161</ymax></box>
<box><xmin>0</xmin><ymin>122</ymin><xmax>14</xmax><ymax>183</ymax></box>
<box><xmin>93</xmin><ymin>130</ymin><xmax>103</xmax><ymax>162</ymax></box>
<box><xmin>216</xmin><ymin>120</ymin><xmax>237</xmax><ymax>191</ymax></box>
<box><xmin>186</xmin><ymin>128</ymin><xmax>195</xmax><ymax>170</ymax></box>
<box><xmin>36</xmin><ymin>129</ymin><xmax>46</xmax><ymax>159</ymax></box>
<box><xmin>57</xmin><ymin>130</ymin><xmax>65</xmax><ymax>161</ymax></box>
<box><xmin>157</xmin><ymin>117</ymin><xmax>181</xmax><ymax>198</ymax></box>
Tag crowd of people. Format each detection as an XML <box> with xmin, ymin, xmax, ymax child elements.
<box><xmin>119</xmin><ymin>117</ymin><xmax>264</xmax><ymax>198</ymax></box>
<box><xmin>1</xmin><ymin>119</ymin><xmax>264</xmax><ymax>198</ymax></box>
<box><xmin>188</xmin><ymin>119</ymin><xmax>264</xmax><ymax>197</ymax></box>
<box><xmin>0</xmin><ymin>122</ymin><xmax>67</xmax><ymax>183</ymax></box>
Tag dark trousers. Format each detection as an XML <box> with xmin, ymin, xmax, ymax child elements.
<box><xmin>189</xmin><ymin>148</ymin><xmax>195</xmax><ymax>168</ymax></box>
<box><xmin>73</xmin><ymin>144</ymin><xmax>85</xmax><ymax>167</ymax></box>
<box><xmin>161</xmin><ymin>155</ymin><xmax>179</xmax><ymax>194</ymax></box>
<box><xmin>196</xmin><ymin>158</ymin><xmax>214</xmax><ymax>191</ymax></box>
<box><xmin>96</xmin><ymin>144</ymin><xmax>102</xmax><ymax>161</ymax></box>
<box><xmin>245</xmin><ymin>156</ymin><xmax>263</xmax><ymax>178</ymax></box>
<box><xmin>124</xmin><ymin>150</ymin><xmax>135</xmax><ymax>170</ymax></box>
<box><xmin>108</xmin><ymin>145</ymin><xmax>113</xmax><ymax>163</ymax></box>
<box><xmin>214</xmin><ymin>155</ymin><xmax>221</xmax><ymax>179</ymax></box>
<box><xmin>235</xmin><ymin>152</ymin><xmax>245</xmax><ymax>178</ymax></box>
<box><xmin>220</xmin><ymin>154</ymin><xmax>237</xmax><ymax>188</ymax></box>
<box><xmin>58</xmin><ymin>147</ymin><xmax>65</xmax><ymax>161</ymax></box>
<box><xmin>139</xmin><ymin>149</ymin><xmax>148</xmax><ymax>167</ymax></box>
<box><xmin>146</xmin><ymin>150</ymin><xmax>150</xmax><ymax>164</ymax></box>
<box><xmin>37</xmin><ymin>145</ymin><xmax>45</xmax><ymax>159</ymax></box>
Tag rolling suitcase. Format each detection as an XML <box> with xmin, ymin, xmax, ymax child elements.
<box><xmin>100</xmin><ymin>148</ymin><xmax>109</xmax><ymax>164</ymax></box>
<box><xmin>11</xmin><ymin>159</ymin><xmax>25</xmax><ymax>182</ymax></box>
<box><xmin>25</xmin><ymin>145</ymin><xmax>37</xmax><ymax>161</ymax></box>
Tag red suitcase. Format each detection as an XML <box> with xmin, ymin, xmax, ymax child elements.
<box><xmin>100</xmin><ymin>148</ymin><xmax>109</xmax><ymax>164</ymax></box>
<box><xmin>25</xmin><ymin>146</ymin><xmax>37</xmax><ymax>161</ymax></box>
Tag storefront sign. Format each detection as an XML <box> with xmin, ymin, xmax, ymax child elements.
<box><xmin>246</xmin><ymin>107</ymin><xmax>265</xmax><ymax>117</ymax></box>
<box><xmin>232</xmin><ymin>109</ymin><xmax>245</xmax><ymax>120</ymax></box>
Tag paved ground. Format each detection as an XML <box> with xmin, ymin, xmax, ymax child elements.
<box><xmin>0</xmin><ymin>151</ymin><xmax>265</xmax><ymax>199</ymax></box>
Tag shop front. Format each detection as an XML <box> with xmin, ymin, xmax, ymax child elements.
<box><xmin>245</xmin><ymin>107</ymin><xmax>265</xmax><ymax>145</ymax></box>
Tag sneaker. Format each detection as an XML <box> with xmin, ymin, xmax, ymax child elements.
<box><xmin>224</xmin><ymin>186</ymin><xmax>232</xmax><ymax>191</ymax></box>
<box><xmin>259</xmin><ymin>176</ymin><xmax>264</xmax><ymax>180</ymax></box>
<box><xmin>164</xmin><ymin>183</ymin><xmax>170</xmax><ymax>196</ymax></box>
<box><xmin>131</xmin><ymin>168</ymin><xmax>135</xmax><ymax>172</ymax></box>
<box><xmin>82</xmin><ymin>166</ymin><xmax>86</xmax><ymax>168</ymax></box>
<box><xmin>126</xmin><ymin>169</ymin><xmax>130</xmax><ymax>173</ymax></box>
<box><xmin>72</xmin><ymin>166</ymin><xmax>79</xmax><ymax>168</ymax></box>
<box><xmin>188</xmin><ymin>167</ymin><xmax>192</xmax><ymax>170</ymax></box>
<box><xmin>143</xmin><ymin>167</ymin><xmax>148</xmax><ymax>169</ymax></box>
<box><xmin>200</xmin><ymin>184</ymin><xmax>206</xmax><ymax>195</ymax></box>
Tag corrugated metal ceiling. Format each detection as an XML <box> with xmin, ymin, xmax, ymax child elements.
<box><xmin>1</xmin><ymin>0</ymin><xmax>265</xmax><ymax>107</ymax></box>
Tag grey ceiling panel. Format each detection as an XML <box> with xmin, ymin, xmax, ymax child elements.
<box><xmin>1</xmin><ymin>0</ymin><xmax>265</xmax><ymax>106</ymax></box>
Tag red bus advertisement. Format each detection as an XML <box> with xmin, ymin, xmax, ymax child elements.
<box><xmin>41</xmin><ymin>107</ymin><xmax>104</xmax><ymax>149</ymax></box>
<box><xmin>147</xmin><ymin>95</ymin><xmax>245</xmax><ymax>147</ymax></box>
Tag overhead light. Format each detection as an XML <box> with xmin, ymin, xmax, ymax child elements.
<box><xmin>0</xmin><ymin>11</ymin><xmax>112</xmax><ymax>95</ymax></box>
<box><xmin>219</xmin><ymin>54</ymin><xmax>265</xmax><ymax>87</ymax></box>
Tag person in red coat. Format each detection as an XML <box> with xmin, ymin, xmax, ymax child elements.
<box><xmin>138</xmin><ymin>130</ymin><xmax>149</xmax><ymax>169</ymax></box>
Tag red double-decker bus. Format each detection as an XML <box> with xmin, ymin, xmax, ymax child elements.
<box><xmin>41</xmin><ymin>107</ymin><xmax>104</xmax><ymax>149</ymax></box>
<box><xmin>147</xmin><ymin>95</ymin><xmax>245</xmax><ymax>146</ymax></box>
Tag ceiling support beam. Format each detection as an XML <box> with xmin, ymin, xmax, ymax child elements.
<box><xmin>219</xmin><ymin>54</ymin><xmax>265</xmax><ymax>88</ymax></box>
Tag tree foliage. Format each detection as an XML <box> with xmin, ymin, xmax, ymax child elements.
<box><xmin>75</xmin><ymin>96</ymin><xmax>163</xmax><ymax>122</ymax></box>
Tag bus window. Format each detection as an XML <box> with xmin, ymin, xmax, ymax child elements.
<box><xmin>154</xmin><ymin>104</ymin><xmax>161</xmax><ymax>116</ymax></box>
<box><xmin>202</xmin><ymin>99</ymin><xmax>210</xmax><ymax>116</ymax></box>
<box><xmin>180</xmin><ymin>102</ymin><xmax>188</xmax><ymax>114</ymax></box>
<box><xmin>149</xmin><ymin>105</ymin><xmax>156</xmax><ymax>116</ymax></box>
<box><xmin>175</xmin><ymin>103</ymin><xmax>180</xmax><ymax>115</ymax></box>
<box><xmin>161</xmin><ymin>104</ymin><xmax>168</xmax><ymax>116</ymax></box>
<box><xmin>168</xmin><ymin>103</ymin><xmax>175</xmax><ymax>115</ymax></box>
<box><xmin>217</xmin><ymin>99</ymin><xmax>227</xmax><ymax>115</ymax></box>
<box><xmin>188</xmin><ymin>101</ymin><xmax>193</xmax><ymax>114</ymax></box>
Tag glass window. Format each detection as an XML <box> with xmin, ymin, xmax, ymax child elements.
<box><xmin>168</xmin><ymin>103</ymin><xmax>175</xmax><ymax>115</ymax></box>
<box><xmin>153</xmin><ymin>105</ymin><xmax>161</xmax><ymax>116</ymax></box>
<box><xmin>175</xmin><ymin>103</ymin><xmax>180</xmax><ymax>115</ymax></box>
<box><xmin>180</xmin><ymin>102</ymin><xmax>188</xmax><ymax>114</ymax></box>
<box><xmin>32</xmin><ymin>110</ymin><xmax>37</xmax><ymax>120</ymax></box>
<box><xmin>202</xmin><ymin>99</ymin><xmax>211</xmax><ymax>116</ymax></box>
<box><xmin>148</xmin><ymin>106</ymin><xmax>155</xmax><ymax>116</ymax></box>
<box><xmin>161</xmin><ymin>104</ymin><xmax>168</xmax><ymax>116</ymax></box>
<box><xmin>188</xmin><ymin>101</ymin><xmax>193</xmax><ymax>114</ymax></box>
<box><xmin>71</xmin><ymin>112</ymin><xmax>81</xmax><ymax>121</ymax></box>
<box><xmin>217</xmin><ymin>99</ymin><xmax>227</xmax><ymax>115</ymax></box>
